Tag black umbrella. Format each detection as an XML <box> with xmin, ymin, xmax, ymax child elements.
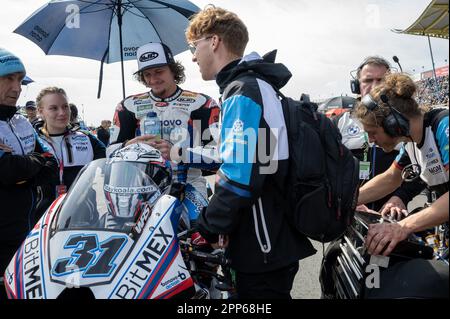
<box><xmin>318</xmin><ymin>96</ymin><xmax>357</xmax><ymax>112</ymax></box>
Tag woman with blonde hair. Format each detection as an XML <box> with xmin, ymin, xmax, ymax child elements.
<box><xmin>36</xmin><ymin>87</ymin><xmax>105</xmax><ymax>196</ymax></box>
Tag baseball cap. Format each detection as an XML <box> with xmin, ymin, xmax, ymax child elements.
<box><xmin>25</xmin><ymin>100</ymin><xmax>36</xmax><ymax>109</ymax></box>
<box><xmin>134</xmin><ymin>42</ymin><xmax>175</xmax><ymax>74</ymax></box>
<box><xmin>0</xmin><ymin>48</ymin><xmax>26</xmax><ymax>77</ymax></box>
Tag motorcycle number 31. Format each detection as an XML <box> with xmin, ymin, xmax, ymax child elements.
<box><xmin>52</xmin><ymin>234</ymin><xmax>127</xmax><ymax>277</ymax></box>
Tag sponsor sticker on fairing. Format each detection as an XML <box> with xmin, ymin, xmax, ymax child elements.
<box><xmin>103</xmin><ymin>185</ymin><xmax>160</xmax><ymax>194</ymax></box>
<box><xmin>133</xmin><ymin>203</ymin><xmax>153</xmax><ymax>235</ymax></box>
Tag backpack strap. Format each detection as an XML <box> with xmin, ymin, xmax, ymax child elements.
<box><xmin>281</xmin><ymin>98</ymin><xmax>299</xmax><ymax>138</ymax></box>
<box><xmin>331</xmin><ymin>111</ymin><xmax>346</xmax><ymax>127</ymax></box>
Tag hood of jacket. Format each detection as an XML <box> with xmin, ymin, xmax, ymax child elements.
<box><xmin>215</xmin><ymin>50</ymin><xmax>292</xmax><ymax>94</ymax></box>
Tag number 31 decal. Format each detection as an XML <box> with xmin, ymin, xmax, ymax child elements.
<box><xmin>52</xmin><ymin>234</ymin><xmax>127</xmax><ymax>278</ymax></box>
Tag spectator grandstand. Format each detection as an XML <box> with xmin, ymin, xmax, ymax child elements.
<box><xmin>415</xmin><ymin>74</ymin><xmax>449</xmax><ymax>107</ymax></box>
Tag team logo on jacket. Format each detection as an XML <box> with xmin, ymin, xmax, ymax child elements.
<box><xmin>347</xmin><ymin>125</ymin><xmax>360</xmax><ymax>136</ymax></box>
<box><xmin>232</xmin><ymin>119</ymin><xmax>244</xmax><ymax>134</ymax></box>
<box><xmin>137</xmin><ymin>104</ymin><xmax>153</xmax><ymax>113</ymax></box>
<box><xmin>139</xmin><ymin>51</ymin><xmax>158</xmax><ymax>62</ymax></box>
<box><xmin>178</xmin><ymin>98</ymin><xmax>195</xmax><ymax>104</ymax></box>
<box><xmin>425</xmin><ymin>147</ymin><xmax>436</xmax><ymax>160</ymax></box>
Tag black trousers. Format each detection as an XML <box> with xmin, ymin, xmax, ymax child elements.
<box><xmin>235</xmin><ymin>262</ymin><xmax>299</xmax><ymax>299</ymax></box>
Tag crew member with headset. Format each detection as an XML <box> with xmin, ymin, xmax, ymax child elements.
<box><xmin>355</xmin><ymin>72</ymin><xmax>448</xmax><ymax>298</ymax></box>
<box><xmin>336</xmin><ymin>56</ymin><xmax>424</xmax><ymax>215</ymax></box>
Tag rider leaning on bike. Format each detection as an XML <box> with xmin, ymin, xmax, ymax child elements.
<box><xmin>355</xmin><ymin>73</ymin><xmax>449</xmax><ymax>257</ymax></box>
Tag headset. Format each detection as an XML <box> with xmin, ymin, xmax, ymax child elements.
<box><xmin>360</xmin><ymin>93</ymin><xmax>410</xmax><ymax>137</ymax></box>
<box><xmin>350</xmin><ymin>56</ymin><xmax>392</xmax><ymax>95</ymax></box>
<box><xmin>360</xmin><ymin>93</ymin><xmax>422</xmax><ymax>181</ymax></box>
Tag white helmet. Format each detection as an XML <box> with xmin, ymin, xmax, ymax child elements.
<box><xmin>104</xmin><ymin>143</ymin><xmax>172</xmax><ymax>219</ymax></box>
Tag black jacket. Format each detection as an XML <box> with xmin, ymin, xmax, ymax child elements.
<box><xmin>0</xmin><ymin>105</ymin><xmax>58</xmax><ymax>273</ymax></box>
<box><xmin>96</xmin><ymin>126</ymin><xmax>110</xmax><ymax>147</ymax></box>
<box><xmin>197</xmin><ymin>52</ymin><xmax>316</xmax><ymax>273</ymax></box>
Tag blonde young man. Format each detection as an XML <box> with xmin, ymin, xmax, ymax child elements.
<box><xmin>186</xmin><ymin>7</ymin><xmax>315</xmax><ymax>299</ymax></box>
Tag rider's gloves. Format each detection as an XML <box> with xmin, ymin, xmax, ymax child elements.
<box><xmin>191</xmin><ymin>231</ymin><xmax>209</xmax><ymax>247</ymax></box>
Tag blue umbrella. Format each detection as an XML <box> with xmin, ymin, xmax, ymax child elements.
<box><xmin>14</xmin><ymin>0</ymin><xmax>200</xmax><ymax>99</ymax></box>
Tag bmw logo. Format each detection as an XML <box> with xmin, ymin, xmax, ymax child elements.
<box><xmin>347</xmin><ymin>125</ymin><xmax>360</xmax><ymax>136</ymax></box>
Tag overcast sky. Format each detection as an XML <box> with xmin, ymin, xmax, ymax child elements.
<box><xmin>1</xmin><ymin>0</ymin><xmax>448</xmax><ymax>126</ymax></box>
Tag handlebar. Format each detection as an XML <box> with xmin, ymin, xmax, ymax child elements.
<box><xmin>179</xmin><ymin>240</ymin><xmax>231</xmax><ymax>267</ymax></box>
<box><xmin>188</xmin><ymin>249</ymin><xmax>231</xmax><ymax>267</ymax></box>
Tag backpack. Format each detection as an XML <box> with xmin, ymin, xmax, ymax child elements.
<box><xmin>281</xmin><ymin>94</ymin><xmax>360</xmax><ymax>242</ymax></box>
<box><xmin>234</xmin><ymin>70</ymin><xmax>360</xmax><ymax>242</ymax></box>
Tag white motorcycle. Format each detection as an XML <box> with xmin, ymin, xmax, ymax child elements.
<box><xmin>2</xmin><ymin>143</ymin><xmax>233</xmax><ymax>299</ymax></box>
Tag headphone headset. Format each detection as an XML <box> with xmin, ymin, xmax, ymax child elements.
<box><xmin>360</xmin><ymin>93</ymin><xmax>422</xmax><ymax>181</ymax></box>
<box><xmin>350</xmin><ymin>57</ymin><xmax>392</xmax><ymax>95</ymax></box>
<box><xmin>360</xmin><ymin>93</ymin><xmax>410</xmax><ymax>137</ymax></box>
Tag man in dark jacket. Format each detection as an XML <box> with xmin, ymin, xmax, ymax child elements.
<box><xmin>0</xmin><ymin>48</ymin><xmax>58</xmax><ymax>278</ymax></box>
<box><xmin>96</xmin><ymin>120</ymin><xmax>111</xmax><ymax>146</ymax></box>
<box><xmin>186</xmin><ymin>7</ymin><xmax>316</xmax><ymax>298</ymax></box>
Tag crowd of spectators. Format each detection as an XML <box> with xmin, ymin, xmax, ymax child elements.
<box><xmin>415</xmin><ymin>74</ymin><xmax>449</xmax><ymax>107</ymax></box>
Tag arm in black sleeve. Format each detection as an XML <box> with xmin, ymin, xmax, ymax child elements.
<box><xmin>112</xmin><ymin>103</ymin><xmax>137</xmax><ymax>144</ymax></box>
<box><xmin>96</xmin><ymin>128</ymin><xmax>109</xmax><ymax>146</ymax></box>
<box><xmin>0</xmin><ymin>152</ymin><xmax>48</xmax><ymax>186</ymax></box>
<box><xmin>88</xmin><ymin>134</ymin><xmax>107</xmax><ymax>160</ymax></box>
<box><xmin>392</xmin><ymin>180</ymin><xmax>427</xmax><ymax>205</ymax></box>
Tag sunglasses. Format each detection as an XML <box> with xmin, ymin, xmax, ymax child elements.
<box><xmin>188</xmin><ymin>36</ymin><xmax>213</xmax><ymax>54</ymax></box>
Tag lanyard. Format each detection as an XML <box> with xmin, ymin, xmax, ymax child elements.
<box><xmin>47</xmin><ymin>135</ymin><xmax>65</xmax><ymax>185</ymax></box>
<box><xmin>363</xmin><ymin>132</ymin><xmax>369</xmax><ymax>162</ymax></box>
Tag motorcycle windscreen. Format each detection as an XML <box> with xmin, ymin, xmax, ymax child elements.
<box><xmin>54</xmin><ymin>159</ymin><xmax>161</xmax><ymax>232</ymax></box>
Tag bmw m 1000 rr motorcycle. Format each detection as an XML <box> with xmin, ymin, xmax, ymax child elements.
<box><xmin>2</xmin><ymin>144</ymin><xmax>233</xmax><ymax>299</ymax></box>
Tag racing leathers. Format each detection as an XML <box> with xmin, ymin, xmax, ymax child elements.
<box><xmin>0</xmin><ymin>105</ymin><xmax>58</xmax><ymax>273</ymax></box>
<box><xmin>197</xmin><ymin>52</ymin><xmax>316</xmax><ymax>274</ymax></box>
<box><xmin>111</xmin><ymin>87</ymin><xmax>220</xmax><ymax>225</ymax></box>
<box><xmin>37</xmin><ymin>125</ymin><xmax>106</xmax><ymax>192</ymax></box>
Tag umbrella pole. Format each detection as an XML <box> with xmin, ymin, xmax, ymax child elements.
<box><xmin>427</xmin><ymin>35</ymin><xmax>440</xmax><ymax>95</ymax></box>
<box><xmin>118</xmin><ymin>0</ymin><xmax>126</xmax><ymax>99</ymax></box>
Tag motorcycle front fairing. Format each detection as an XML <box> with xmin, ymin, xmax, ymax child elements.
<box><xmin>4</xmin><ymin>159</ymin><xmax>194</xmax><ymax>299</ymax></box>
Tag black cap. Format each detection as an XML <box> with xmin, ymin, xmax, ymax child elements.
<box><xmin>25</xmin><ymin>100</ymin><xmax>36</xmax><ymax>109</ymax></box>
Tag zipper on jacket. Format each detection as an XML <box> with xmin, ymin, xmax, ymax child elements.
<box><xmin>8</xmin><ymin>121</ymin><xmax>25</xmax><ymax>155</ymax></box>
<box><xmin>65</xmin><ymin>135</ymin><xmax>73</xmax><ymax>163</ymax></box>
<box><xmin>252</xmin><ymin>197</ymin><xmax>272</xmax><ymax>264</ymax></box>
